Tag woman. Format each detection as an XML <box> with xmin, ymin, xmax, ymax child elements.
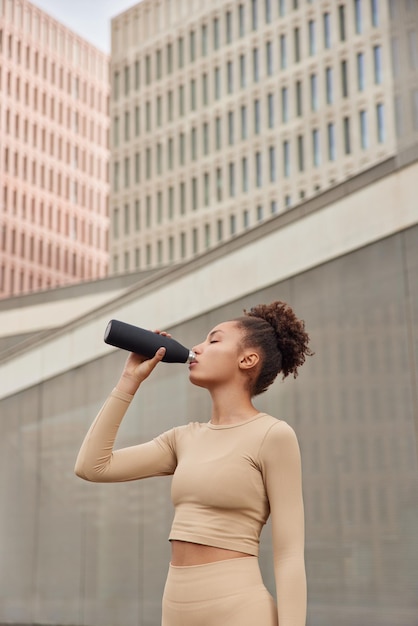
<box><xmin>75</xmin><ymin>301</ymin><xmax>313</xmax><ymax>626</ymax></box>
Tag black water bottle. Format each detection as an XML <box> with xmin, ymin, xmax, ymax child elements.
<box><xmin>104</xmin><ymin>319</ymin><xmax>196</xmax><ymax>364</ymax></box>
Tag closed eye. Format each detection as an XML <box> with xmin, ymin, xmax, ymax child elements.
<box><xmin>209</xmin><ymin>340</ymin><xmax>219</xmax><ymax>344</ymax></box>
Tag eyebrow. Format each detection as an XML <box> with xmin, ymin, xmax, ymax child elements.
<box><xmin>208</xmin><ymin>329</ymin><xmax>224</xmax><ymax>338</ymax></box>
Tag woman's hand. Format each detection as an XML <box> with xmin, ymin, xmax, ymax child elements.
<box><xmin>116</xmin><ymin>330</ymin><xmax>171</xmax><ymax>395</ymax></box>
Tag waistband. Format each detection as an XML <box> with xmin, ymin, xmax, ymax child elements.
<box><xmin>164</xmin><ymin>557</ymin><xmax>263</xmax><ymax>603</ymax></box>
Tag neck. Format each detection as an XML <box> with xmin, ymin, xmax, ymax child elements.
<box><xmin>209</xmin><ymin>385</ymin><xmax>258</xmax><ymax>425</ymax></box>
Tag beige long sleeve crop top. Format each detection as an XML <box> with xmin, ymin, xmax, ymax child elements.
<box><xmin>75</xmin><ymin>388</ymin><xmax>307</xmax><ymax>626</ymax></box>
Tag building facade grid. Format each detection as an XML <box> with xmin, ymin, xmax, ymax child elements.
<box><xmin>109</xmin><ymin>0</ymin><xmax>418</xmax><ymax>273</ymax></box>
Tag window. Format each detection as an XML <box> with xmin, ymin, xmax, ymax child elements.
<box><xmin>371</xmin><ymin>0</ymin><xmax>379</xmax><ymax>26</ymax></box>
<box><xmin>135</xmin><ymin>152</ymin><xmax>141</xmax><ymax>182</ymax></box>
<box><xmin>179</xmin><ymin>132</ymin><xmax>185</xmax><ymax>165</ymax></box>
<box><xmin>327</xmin><ymin>122</ymin><xmax>336</xmax><ymax>161</ymax></box>
<box><xmin>354</xmin><ymin>0</ymin><xmax>362</xmax><ymax>34</ymax></box>
<box><xmin>343</xmin><ymin>116</ymin><xmax>351</xmax><ymax>154</ymax></box>
<box><xmin>240</xmin><ymin>104</ymin><xmax>247</xmax><ymax>139</ymax></box>
<box><xmin>294</xmin><ymin>28</ymin><xmax>301</xmax><ymax>63</ymax></box>
<box><xmin>279</xmin><ymin>0</ymin><xmax>285</xmax><ymax>16</ymax></box>
<box><xmin>185</xmin><ymin>80</ymin><xmax>194</xmax><ymax>113</ymax></box>
<box><xmin>203</xmin><ymin>122</ymin><xmax>209</xmax><ymax>154</ymax></box>
<box><xmin>145</xmin><ymin>55</ymin><xmax>151</xmax><ymax>84</ymax></box>
<box><xmin>215</xmin><ymin>116</ymin><xmax>222</xmax><ymax>149</ymax></box>
<box><xmin>280</xmin><ymin>34</ymin><xmax>287</xmax><ymax>69</ymax></box>
<box><xmin>178</xmin><ymin>37</ymin><xmax>184</xmax><ymax>68</ymax></box>
<box><xmin>312</xmin><ymin>128</ymin><xmax>320</xmax><ymax>167</ymax></box>
<box><xmin>145</xmin><ymin>101</ymin><xmax>151</xmax><ymax>132</ymax></box>
<box><xmin>180</xmin><ymin>182</ymin><xmax>186</xmax><ymax>214</ymax></box>
<box><xmin>341</xmin><ymin>60</ymin><xmax>348</xmax><ymax>98</ymax></box>
<box><xmin>230</xmin><ymin>214</ymin><xmax>237</xmax><ymax>235</ymax></box>
<box><xmin>156</xmin><ymin>49</ymin><xmax>162</xmax><ymax>78</ymax></box>
<box><xmin>202</xmin><ymin>73</ymin><xmax>209</xmax><ymax>105</ymax></box>
<box><xmin>267</xmin><ymin>93</ymin><xmax>274</xmax><ymax>128</ymax></box>
<box><xmin>124</xmin><ymin>66</ymin><xmax>130</xmax><ymax>95</ymax></box>
<box><xmin>254</xmin><ymin>99</ymin><xmax>261</xmax><ymax>133</ymax></box>
<box><xmin>357</xmin><ymin>52</ymin><xmax>365</xmax><ymax>91</ymax></box>
<box><xmin>216</xmin><ymin>167</ymin><xmax>222</xmax><ymax>201</ymax></box>
<box><xmin>359</xmin><ymin>110</ymin><xmax>368</xmax><ymax>149</ymax></box>
<box><xmin>240</xmin><ymin>54</ymin><xmax>246</xmax><ymax>87</ymax></box>
<box><xmin>145</xmin><ymin>148</ymin><xmax>151</xmax><ymax>179</ymax></box>
<box><xmin>373</xmin><ymin>45</ymin><xmax>382</xmax><ymax>84</ymax></box>
<box><xmin>297</xmin><ymin>135</ymin><xmax>304</xmax><ymax>171</ymax></box>
<box><xmin>268</xmin><ymin>146</ymin><xmax>276</xmax><ymax>182</ymax></box>
<box><xmin>135</xmin><ymin>60</ymin><xmax>140</xmax><ymax>89</ymax></box>
<box><xmin>228</xmin><ymin>111</ymin><xmax>234</xmax><ymax>145</ymax></box>
<box><xmin>376</xmin><ymin>103</ymin><xmax>385</xmax><ymax>142</ymax></box>
<box><xmin>229</xmin><ymin>162</ymin><xmax>235</xmax><ymax>196</ymax></box>
<box><xmin>323</xmin><ymin>12</ymin><xmax>331</xmax><ymax>48</ymax></box>
<box><xmin>227</xmin><ymin>60</ymin><xmax>233</xmax><ymax>93</ymax></box>
<box><xmin>283</xmin><ymin>140</ymin><xmax>290</xmax><ymax>177</ymax></box>
<box><xmin>251</xmin><ymin>0</ymin><xmax>258</xmax><ymax>30</ymax></box>
<box><xmin>281</xmin><ymin>87</ymin><xmax>288</xmax><ymax>122</ymax></box>
<box><xmin>213</xmin><ymin>17</ymin><xmax>220</xmax><ymax>49</ymax></box>
<box><xmin>310</xmin><ymin>74</ymin><xmax>318</xmax><ymax>111</ymax></box>
<box><xmin>191</xmin><ymin>127</ymin><xmax>197</xmax><ymax>159</ymax></box>
<box><xmin>201</xmin><ymin>24</ymin><xmax>208</xmax><ymax>56</ymax></box>
<box><xmin>265</xmin><ymin>0</ymin><xmax>272</xmax><ymax>23</ymax></box>
<box><xmin>241</xmin><ymin>156</ymin><xmax>248</xmax><ymax>192</ymax></box>
<box><xmin>266</xmin><ymin>40</ymin><xmax>273</xmax><ymax>75</ymax></box>
<box><xmin>326</xmin><ymin>67</ymin><xmax>333</xmax><ymax>104</ymax></box>
<box><xmin>189</xmin><ymin>31</ymin><xmax>196</xmax><ymax>61</ymax></box>
<box><xmin>217</xmin><ymin>219</ymin><xmax>223</xmax><ymax>242</ymax></box>
<box><xmin>167</xmin><ymin>43</ymin><xmax>173</xmax><ymax>73</ymax></box>
<box><xmin>238</xmin><ymin>4</ymin><xmax>245</xmax><ymax>37</ymax></box>
<box><xmin>243</xmin><ymin>209</ymin><xmax>250</xmax><ymax>228</ymax></box>
<box><xmin>296</xmin><ymin>80</ymin><xmax>303</xmax><ymax>116</ymax></box>
<box><xmin>308</xmin><ymin>20</ymin><xmax>316</xmax><ymax>55</ymax></box>
<box><xmin>157</xmin><ymin>96</ymin><xmax>162</xmax><ymax>126</ymax></box>
<box><xmin>204</xmin><ymin>172</ymin><xmax>210</xmax><ymax>206</ymax></box>
<box><xmin>226</xmin><ymin>10</ymin><xmax>233</xmax><ymax>43</ymax></box>
<box><xmin>214</xmin><ymin>66</ymin><xmax>221</xmax><ymax>99</ymax></box>
<box><xmin>256</xmin><ymin>205</ymin><xmax>263</xmax><ymax>222</ymax></box>
<box><xmin>252</xmin><ymin>47</ymin><xmax>259</xmax><ymax>82</ymax></box>
<box><xmin>179</xmin><ymin>84</ymin><xmax>185</xmax><ymax>116</ymax></box>
<box><xmin>339</xmin><ymin>5</ymin><xmax>346</xmax><ymax>41</ymax></box>
<box><xmin>255</xmin><ymin>151</ymin><xmax>262</xmax><ymax>187</ymax></box>
<box><xmin>192</xmin><ymin>178</ymin><xmax>198</xmax><ymax>210</ymax></box>
<box><xmin>167</xmin><ymin>90</ymin><xmax>173</xmax><ymax>121</ymax></box>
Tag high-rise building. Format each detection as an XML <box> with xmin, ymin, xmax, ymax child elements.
<box><xmin>0</xmin><ymin>0</ymin><xmax>110</xmax><ymax>299</ymax></box>
<box><xmin>109</xmin><ymin>0</ymin><xmax>418</xmax><ymax>274</ymax></box>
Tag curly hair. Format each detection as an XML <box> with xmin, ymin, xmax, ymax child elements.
<box><xmin>234</xmin><ymin>301</ymin><xmax>313</xmax><ymax>397</ymax></box>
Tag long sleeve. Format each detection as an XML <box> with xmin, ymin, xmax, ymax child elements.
<box><xmin>74</xmin><ymin>388</ymin><xmax>177</xmax><ymax>482</ymax></box>
<box><xmin>259</xmin><ymin>421</ymin><xmax>307</xmax><ymax>626</ymax></box>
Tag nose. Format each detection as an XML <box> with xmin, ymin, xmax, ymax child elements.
<box><xmin>192</xmin><ymin>341</ymin><xmax>203</xmax><ymax>354</ymax></box>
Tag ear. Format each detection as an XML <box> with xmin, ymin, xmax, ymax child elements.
<box><xmin>238</xmin><ymin>351</ymin><xmax>260</xmax><ymax>371</ymax></box>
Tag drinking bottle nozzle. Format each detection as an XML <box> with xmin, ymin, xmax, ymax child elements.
<box><xmin>187</xmin><ymin>350</ymin><xmax>197</xmax><ymax>364</ymax></box>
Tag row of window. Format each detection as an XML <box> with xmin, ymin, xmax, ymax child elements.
<box><xmin>112</xmin><ymin>202</ymin><xmax>278</xmax><ymax>272</ymax></box>
<box><xmin>113</xmin><ymin>104</ymin><xmax>386</xmax><ymax>193</ymax></box>
<box><xmin>113</xmin><ymin>51</ymin><xmax>383</xmax><ymax>144</ymax></box>
<box><xmin>0</xmin><ymin>32</ymin><xmax>107</xmax><ymax>106</ymax></box>
<box><xmin>3</xmin><ymin>153</ymin><xmax>107</xmax><ymax>210</ymax></box>
<box><xmin>0</xmin><ymin>258</ymin><xmax>107</xmax><ymax>296</ymax></box>
<box><xmin>0</xmin><ymin>1</ymin><xmax>107</xmax><ymax>80</ymax></box>
<box><xmin>5</xmin><ymin>123</ymin><xmax>108</xmax><ymax>183</ymax></box>
<box><xmin>1</xmin><ymin>223</ymin><xmax>107</xmax><ymax>258</ymax></box>
<box><xmin>2</xmin><ymin>120</ymin><xmax>107</xmax><ymax>177</ymax></box>
<box><xmin>1</xmin><ymin>73</ymin><xmax>108</xmax><ymax>144</ymax></box>
<box><xmin>113</xmin><ymin>1</ymin><xmax>380</xmax><ymax>97</ymax></box>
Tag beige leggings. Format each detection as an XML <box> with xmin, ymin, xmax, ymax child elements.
<box><xmin>162</xmin><ymin>556</ymin><xmax>278</xmax><ymax>626</ymax></box>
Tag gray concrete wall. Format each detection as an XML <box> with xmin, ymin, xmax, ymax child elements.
<box><xmin>0</xmin><ymin>224</ymin><xmax>417</xmax><ymax>626</ymax></box>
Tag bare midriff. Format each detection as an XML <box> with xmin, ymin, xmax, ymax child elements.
<box><xmin>170</xmin><ymin>540</ymin><xmax>251</xmax><ymax>566</ymax></box>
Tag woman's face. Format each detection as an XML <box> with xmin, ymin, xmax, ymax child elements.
<box><xmin>188</xmin><ymin>321</ymin><xmax>252</xmax><ymax>390</ymax></box>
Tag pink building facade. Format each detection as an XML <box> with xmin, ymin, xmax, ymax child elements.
<box><xmin>0</xmin><ymin>0</ymin><xmax>110</xmax><ymax>298</ymax></box>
